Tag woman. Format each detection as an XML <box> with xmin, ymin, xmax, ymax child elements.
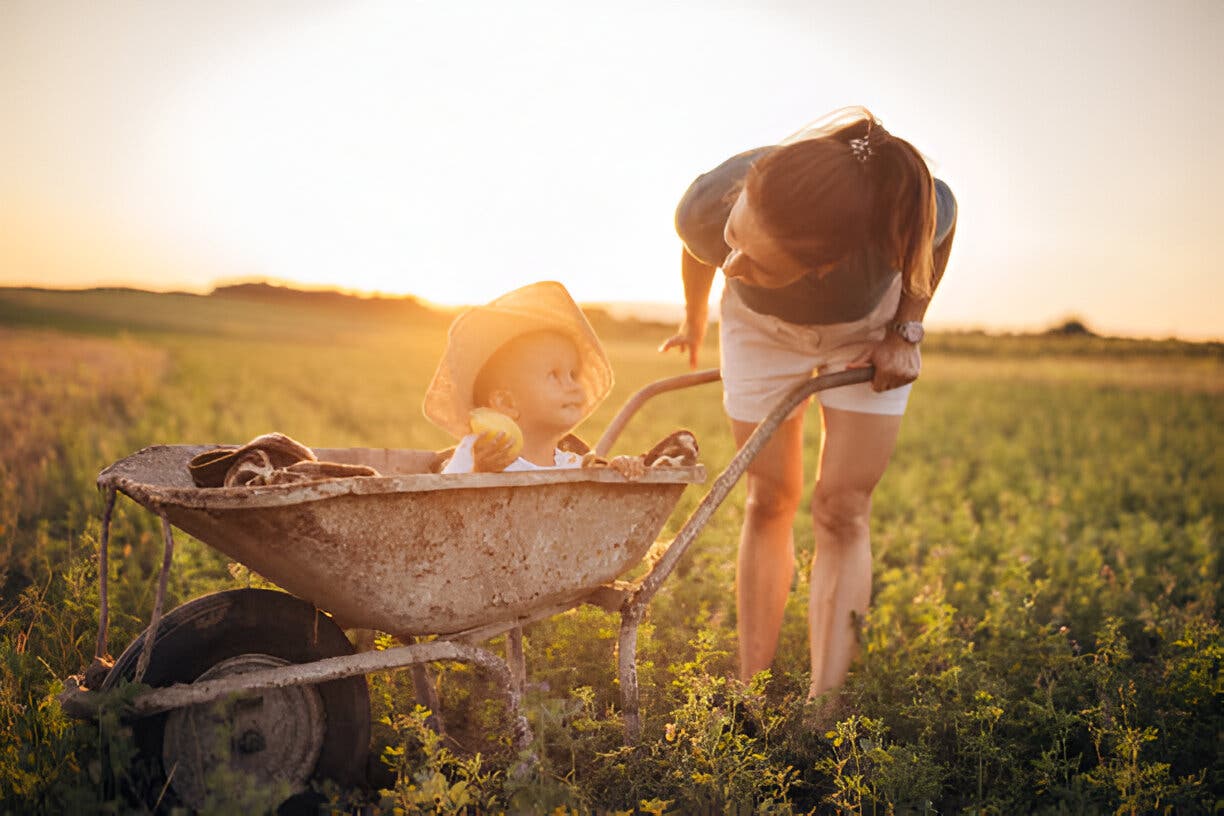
<box><xmin>661</xmin><ymin>107</ymin><xmax>957</xmax><ymax>702</ymax></box>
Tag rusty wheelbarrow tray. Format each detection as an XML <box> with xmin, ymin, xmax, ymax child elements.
<box><xmin>94</xmin><ymin>444</ymin><xmax>703</xmax><ymax>638</ymax></box>
<box><xmin>59</xmin><ymin>367</ymin><xmax>872</xmax><ymax>808</ymax></box>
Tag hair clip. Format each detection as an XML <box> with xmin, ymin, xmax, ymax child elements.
<box><xmin>849</xmin><ymin>136</ymin><xmax>872</xmax><ymax>163</ymax></box>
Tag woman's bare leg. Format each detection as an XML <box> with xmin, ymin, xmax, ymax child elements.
<box><xmin>808</xmin><ymin>406</ymin><xmax>903</xmax><ymax>698</ymax></box>
<box><xmin>731</xmin><ymin>411</ymin><xmax>807</xmax><ymax>682</ymax></box>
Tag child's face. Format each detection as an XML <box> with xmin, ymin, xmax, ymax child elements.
<box><xmin>496</xmin><ymin>332</ymin><xmax>585</xmax><ymax>437</ymax></box>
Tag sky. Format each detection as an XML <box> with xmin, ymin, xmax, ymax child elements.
<box><xmin>1</xmin><ymin>0</ymin><xmax>1221</xmax><ymax>339</ymax></box>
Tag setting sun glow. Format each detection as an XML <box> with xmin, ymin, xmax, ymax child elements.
<box><xmin>2</xmin><ymin>1</ymin><xmax>1221</xmax><ymax>338</ymax></box>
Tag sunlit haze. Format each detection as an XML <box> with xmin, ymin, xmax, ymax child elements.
<box><xmin>2</xmin><ymin>1</ymin><xmax>1221</xmax><ymax>339</ymax></box>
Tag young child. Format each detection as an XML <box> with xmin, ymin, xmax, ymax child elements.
<box><xmin>424</xmin><ymin>281</ymin><xmax>643</xmax><ymax>475</ymax></box>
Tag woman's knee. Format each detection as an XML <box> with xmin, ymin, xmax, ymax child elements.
<box><xmin>732</xmin><ymin>415</ymin><xmax>806</xmax><ymax>525</ymax></box>
<box><xmin>809</xmin><ymin>484</ymin><xmax>872</xmax><ymax>539</ymax></box>
<box><xmin>744</xmin><ymin>473</ymin><xmax>803</xmax><ymax>521</ymax></box>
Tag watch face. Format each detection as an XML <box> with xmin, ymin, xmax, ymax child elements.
<box><xmin>896</xmin><ymin>322</ymin><xmax>924</xmax><ymax>343</ymax></box>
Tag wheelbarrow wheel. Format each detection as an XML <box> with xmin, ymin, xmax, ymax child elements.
<box><xmin>101</xmin><ymin>588</ymin><xmax>370</xmax><ymax>813</ymax></box>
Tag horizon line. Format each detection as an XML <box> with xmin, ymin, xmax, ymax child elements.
<box><xmin>2</xmin><ymin>279</ymin><xmax>1220</xmax><ymax>344</ymax></box>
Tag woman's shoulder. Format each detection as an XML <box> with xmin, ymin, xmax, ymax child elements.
<box><xmin>675</xmin><ymin>146</ymin><xmax>775</xmax><ymax>267</ymax></box>
<box><xmin>933</xmin><ymin>178</ymin><xmax>957</xmax><ymax>246</ymax></box>
<box><xmin>693</xmin><ymin>146</ymin><xmax>775</xmax><ymax>187</ymax></box>
<box><xmin>677</xmin><ymin>147</ymin><xmax>775</xmax><ymax>214</ymax></box>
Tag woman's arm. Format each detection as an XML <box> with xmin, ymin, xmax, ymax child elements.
<box><xmin>894</xmin><ymin>219</ymin><xmax>955</xmax><ymax>324</ymax></box>
<box><xmin>868</xmin><ymin>220</ymin><xmax>956</xmax><ymax>391</ymax></box>
<box><xmin>659</xmin><ymin>248</ymin><xmax>717</xmax><ymax>369</ymax></box>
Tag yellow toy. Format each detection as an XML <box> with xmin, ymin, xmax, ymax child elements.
<box><xmin>469</xmin><ymin>408</ymin><xmax>524</xmax><ymax>462</ymax></box>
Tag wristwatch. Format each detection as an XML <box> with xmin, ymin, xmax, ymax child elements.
<box><xmin>890</xmin><ymin>320</ymin><xmax>925</xmax><ymax>344</ymax></box>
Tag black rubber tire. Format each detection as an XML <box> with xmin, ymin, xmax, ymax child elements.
<box><xmin>102</xmin><ymin>588</ymin><xmax>371</xmax><ymax>811</ymax></box>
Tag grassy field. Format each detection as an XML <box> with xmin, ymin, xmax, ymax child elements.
<box><xmin>1</xmin><ymin>287</ymin><xmax>1220</xmax><ymax>814</ymax></box>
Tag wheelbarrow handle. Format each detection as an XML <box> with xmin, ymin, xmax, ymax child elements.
<box><xmin>626</xmin><ymin>365</ymin><xmax>875</xmax><ymax>606</ymax></box>
<box><xmin>614</xmin><ymin>365</ymin><xmax>876</xmax><ymax>742</ymax></box>
<box><xmin>595</xmin><ymin>366</ymin><xmax>876</xmax><ymax>457</ymax></box>
<box><xmin>595</xmin><ymin>368</ymin><xmax>722</xmax><ymax>456</ymax></box>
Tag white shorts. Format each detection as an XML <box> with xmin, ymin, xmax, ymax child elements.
<box><xmin>719</xmin><ymin>276</ymin><xmax>913</xmax><ymax>422</ymax></box>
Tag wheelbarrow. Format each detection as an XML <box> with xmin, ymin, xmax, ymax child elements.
<box><xmin>59</xmin><ymin>366</ymin><xmax>872</xmax><ymax>810</ymax></box>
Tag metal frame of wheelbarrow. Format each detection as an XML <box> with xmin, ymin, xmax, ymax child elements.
<box><xmin>592</xmin><ymin>366</ymin><xmax>872</xmax><ymax>741</ymax></box>
<box><xmin>61</xmin><ymin>366</ymin><xmax>873</xmax><ymax>752</ymax></box>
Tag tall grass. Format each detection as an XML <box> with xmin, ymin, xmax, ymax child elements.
<box><xmin>0</xmin><ymin>291</ymin><xmax>1219</xmax><ymax>813</ymax></box>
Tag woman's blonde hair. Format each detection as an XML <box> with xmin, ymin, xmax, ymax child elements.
<box><xmin>745</xmin><ymin>107</ymin><xmax>938</xmax><ymax>297</ymax></box>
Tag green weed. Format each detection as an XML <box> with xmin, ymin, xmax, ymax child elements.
<box><xmin>1</xmin><ymin>293</ymin><xmax>1220</xmax><ymax>813</ymax></box>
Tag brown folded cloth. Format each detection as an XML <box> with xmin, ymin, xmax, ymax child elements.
<box><xmin>189</xmin><ymin>433</ymin><xmax>315</xmax><ymax>487</ymax></box>
<box><xmin>224</xmin><ymin>451</ymin><xmax>378</xmax><ymax>487</ymax></box>
<box><xmin>188</xmin><ymin>432</ymin><xmax>379</xmax><ymax>488</ymax></box>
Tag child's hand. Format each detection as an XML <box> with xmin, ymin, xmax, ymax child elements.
<box><xmin>472</xmin><ymin>432</ymin><xmax>520</xmax><ymax>472</ymax></box>
<box><xmin>608</xmin><ymin>455</ymin><xmax>647</xmax><ymax>481</ymax></box>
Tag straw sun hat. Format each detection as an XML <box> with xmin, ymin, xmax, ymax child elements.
<box><xmin>423</xmin><ymin>281</ymin><xmax>614</xmax><ymax>439</ymax></box>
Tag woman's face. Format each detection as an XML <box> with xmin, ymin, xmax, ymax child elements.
<box><xmin>722</xmin><ymin>189</ymin><xmax>833</xmax><ymax>288</ymax></box>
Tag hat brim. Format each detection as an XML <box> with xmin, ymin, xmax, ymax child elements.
<box><xmin>422</xmin><ymin>282</ymin><xmax>613</xmax><ymax>439</ymax></box>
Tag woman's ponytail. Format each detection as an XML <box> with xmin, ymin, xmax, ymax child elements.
<box><xmin>862</xmin><ymin>123</ymin><xmax>937</xmax><ymax>297</ymax></box>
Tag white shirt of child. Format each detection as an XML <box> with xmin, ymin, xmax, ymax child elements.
<box><xmin>442</xmin><ymin>434</ymin><xmax>584</xmax><ymax>474</ymax></box>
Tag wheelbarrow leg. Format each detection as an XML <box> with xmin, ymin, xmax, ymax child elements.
<box><xmin>618</xmin><ymin>606</ymin><xmax>645</xmax><ymax>744</ymax></box>
<box><xmin>504</xmin><ymin>625</ymin><xmax>539</xmax><ymax>774</ymax></box>
<box><xmin>402</xmin><ymin>636</ymin><xmax>530</xmax><ymax>754</ymax></box>
<box><xmin>506</xmin><ymin>626</ymin><xmax>526</xmax><ymax>698</ymax></box>
<box><xmin>410</xmin><ymin>660</ymin><xmax>446</xmax><ymax>738</ymax></box>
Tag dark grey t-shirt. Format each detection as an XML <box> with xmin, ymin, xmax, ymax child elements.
<box><xmin>675</xmin><ymin>146</ymin><xmax>957</xmax><ymax>325</ymax></box>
